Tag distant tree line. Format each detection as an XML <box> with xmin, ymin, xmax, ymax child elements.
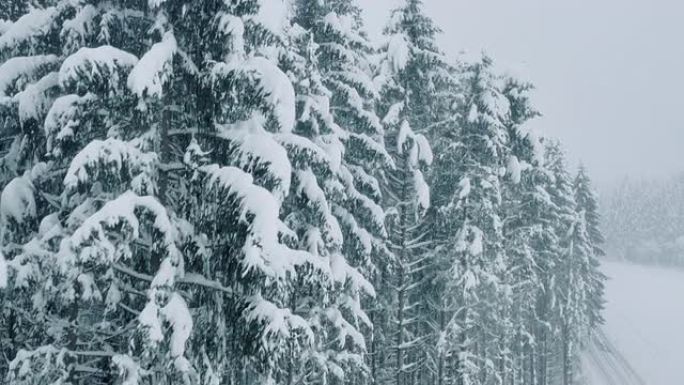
<box><xmin>602</xmin><ymin>174</ymin><xmax>684</xmax><ymax>267</ymax></box>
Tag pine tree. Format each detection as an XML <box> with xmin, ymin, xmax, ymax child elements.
<box><xmin>292</xmin><ymin>2</ymin><xmax>393</xmax><ymax>384</ymax></box>
<box><xmin>499</xmin><ymin>75</ymin><xmax>544</xmax><ymax>385</ymax></box>
<box><xmin>430</xmin><ymin>55</ymin><xmax>511</xmax><ymax>385</ymax></box>
<box><xmin>573</xmin><ymin>166</ymin><xmax>607</xmax><ymax>330</ymax></box>
<box><xmin>542</xmin><ymin>141</ymin><xmax>580</xmax><ymax>385</ymax></box>
<box><xmin>574</xmin><ymin>165</ymin><xmax>606</xmax><ymax>257</ymax></box>
<box><xmin>0</xmin><ymin>2</ymin><xmax>610</xmax><ymax>384</ymax></box>
<box><xmin>0</xmin><ymin>1</ymin><xmax>350</xmax><ymax>383</ymax></box>
<box><xmin>373</xmin><ymin>2</ymin><xmax>456</xmax><ymax>384</ymax></box>
<box><xmin>0</xmin><ymin>2</ymin><xmax>154</xmax><ymax>381</ymax></box>
<box><xmin>268</xmin><ymin>18</ymin><xmax>385</xmax><ymax>384</ymax></box>
<box><xmin>292</xmin><ymin>0</ymin><xmax>389</xmax><ymax>269</ymax></box>
<box><xmin>560</xmin><ymin>209</ymin><xmax>592</xmax><ymax>385</ymax></box>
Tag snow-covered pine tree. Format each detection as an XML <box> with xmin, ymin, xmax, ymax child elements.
<box><xmin>259</xmin><ymin>17</ymin><xmax>387</xmax><ymax>384</ymax></box>
<box><xmin>371</xmin><ymin>1</ymin><xmax>453</xmax><ymax>384</ymax></box>
<box><xmin>292</xmin><ymin>2</ymin><xmax>393</xmax><ymax>384</ymax></box>
<box><xmin>573</xmin><ymin>166</ymin><xmax>607</xmax><ymax>330</ymax></box>
<box><xmin>513</xmin><ymin>168</ymin><xmax>560</xmax><ymax>385</ymax></box>
<box><xmin>430</xmin><ymin>55</ymin><xmax>511</xmax><ymax>385</ymax></box>
<box><xmin>541</xmin><ymin>156</ymin><xmax>605</xmax><ymax>385</ymax></box>
<box><xmin>574</xmin><ymin>166</ymin><xmax>606</xmax><ymax>258</ymax></box>
<box><xmin>499</xmin><ymin>75</ymin><xmax>545</xmax><ymax>385</ymax></box>
<box><xmin>292</xmin><ymin>0</ymin><xmax>390</xmax><ymax>271</ymax></box>
<box><xmin>150</xmin><ymin>2</ymin><xmax>315</xmax><ymax>383</ymax></box>
<box><xmin>0</xmin><ymin>2</ymin><xmax>153</xmax><ymax>381</ymax></box>
<box><xmin>559</xmin><ymin>207</ymin><xmax>592</xmax><ymax>385</ymax></box>
<box><xmin>541</xmin><ymin>141</ymin><xmax>581</xmax><ymax>385</ymax></box>
<box><xmin>0</xmin><ymin>1</ymin><xmax>349</xmax><ymax>384</ymax></box>
<box><xmin>0</xmin><ymin>2</ymin><xmax>611</xmax><ymax>384</ymax></box>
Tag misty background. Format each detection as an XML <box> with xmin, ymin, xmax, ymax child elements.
<box><xmin>362</xmin><ymin>0</ymin><xmax>684</xmax><ymax>184</ymax></box>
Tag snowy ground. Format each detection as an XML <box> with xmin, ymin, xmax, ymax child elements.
<box><xmin>584</xmin><ymin>261</ymin><xmax>684</xmax><ymax>385</ymax></box>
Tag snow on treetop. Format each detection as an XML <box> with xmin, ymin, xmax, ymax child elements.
<box><xmin>414</xmin><ymin>169</ymin><xmax>430</xmax><ymax>211</ymax></box>
<box><xmin>127</xmin><ymin>31</ymin><xmax>177</xmax><ymax>102</ymax></box>
<box><xmin>275</xmin><ymin>132</ymin><xmax>335</xmax><ymax>173</ymax></box>
<box><xmin>456</xmin><ymin>50</ymin><xmax>489</xmax><ymax>68</ymax></box>
<box><xmin>212</xmin><ymin>56</ymin><xmax>296</xmax><ymax>132</ymax></box>
<box><xmin>323</xmin><ymin>11</ymin><xmax>366</xmax><ymax>47</ymax></box>
<box><xmin>218</xmin><ymin>116</ymin><xmax>292</xmax><ymax>201</ymax></box>
<box><xmin>245</xmin><ymin>293</ymin><xmax>314</xmax><ymax>344</ymax></box>
<box><xmin>397</xmin><ymin>120</ymin><xmax>412</xmax><ymax>153</ymax></box>
<box><xmin>295</xmin><ymin>169</ymin><xmax>344</xmax><ymax>249</ymax></box>
<box><xmin>0</xmin><ymin>55</ymin><xmax>58</xmax><ymax>97</ymax></box>
<box><xmin>323</xmin><ymin>12</ymin><xmax>352</xmax><ymax>35</ymax></box>
<box><xmin>247</xmin><ymin>57</ymin><xmax>296</xmax><ymax>132</ymax></box>
<box><xmin>507</xmin><ymin>155</ymin><xmax>522</xmax><ymax>184</ymax></box>
<box><xmin>112</xmin><ymin>354</ymin><xmax>141</xmax><ymax>385</ymax></box>
<box><xmin>15</xmin><ymin>72</ymin><xmax>58</xmax><ymax>123</ymax></box>
<box><xmin>329</xmin><ymin>252</ymin><xmax>375</xmax><ymax>299</ymax></box>
<box><xmin>0</xmin><ymin>6</ymin><xmax>59</xmax><ymax>55</ymax></box>
<box><xmin>396</xmin><ymin>120</ymin><xmax>433</xmax><ymax>167</ymax></box>
<box><xmin>216</xmin><ymin>14</ymin><xmax>245</xmax><ymax>61</ymax></box>
<box><xmin>60</xmin><ymin>4</ymin><xmax>99</xmax><ymax>53</ymax></box>
<box><xmin>325</xmin><ymin>302</ymin><xmax>367</xmax><ymax>348</ymax></box>
<box><xmin>139</xmin><ymin>301</ymin><xmax>164</xmax><ymax>343</ymax></box>
<box><xmin>1</xmin><ymin>173</ymin><xmax>36</xmax><ymax>226</ymax></box>
<box><xmin>159</xmin><ymin>293</ymin><xmax>193</xmax><ymax>360</ymax></box>
<box><xmin>481</xmin><ymin>88</ymin><xmax>510</xmax><ymax>121</ymax></box>
<box><xmin>249</xmin><ymin>0</ymin><xmax>289</xmax><ymax>36</ymax></box>
<box><xmin>518</xmin><ymin>125</ymin><xmax>545</xmax><ymax>165</ymax></box>
<box><xmin>64</xmin><ymin>138</ymin><xmax>157</xmax><ymax>196</ymax></box>
<box><xmin>383</xmin><ymin>102</ymin><xmax>404</xmax><ymax>126</ymax></box>
<box><xmin>387</xmin><ymin>33</ymin><xmax>410</xmax><ymax>73</ymax></box>
<box><xmin>202</xmin><ymin>164</ymin><xmax>286</xmax><ymax>276</ymax></box>
<box><xmin>44</xmin><ymin>93</ymin><xmax>97</xmax><ymax>153</ymax></box>
<box><xmin>0</xmin><ymin>20</ymin><xmax>12</xmax><ymax>35</ymax></box>
<box><xmin>138</xmin><ymin>291</ymin><xmax>194</xmax><ymax>373</ymax></box>
<box><xmin>65</xmin><ymin>192</ymin><xmax>179</xmax><ymax>265</ymax></box>
<box><xmin>59</xmin><ymin>45</ymin><xmax>138</xmax><ymax>93</ymax></box>
<box><xmin>415</xmin><ymin>134</ymin><xmax>433</xmax><ymax>165</ymax></box>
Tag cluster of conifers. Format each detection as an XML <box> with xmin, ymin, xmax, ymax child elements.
<box><xmin>0</xmin><ymin>1</ymin><xmax>605</xmax><ymax>385</ymax></box>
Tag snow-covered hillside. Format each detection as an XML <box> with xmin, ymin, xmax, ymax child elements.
<box><xmin>585</xmin><ymin>261</ymin><xmax>684</xmax><ymax>385</ymax></box>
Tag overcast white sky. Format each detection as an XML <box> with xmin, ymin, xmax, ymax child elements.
<box><xmin>362</xmin><ymin>0</ymin><xmax>684</xmax><ymax>183</ymax></box>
